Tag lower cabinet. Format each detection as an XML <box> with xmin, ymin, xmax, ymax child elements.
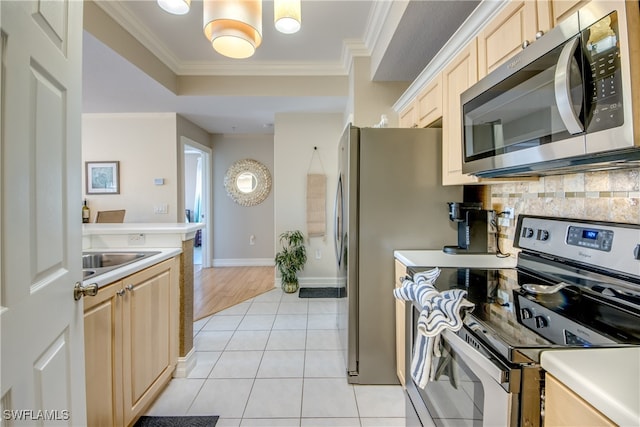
<box><xmin>84</xmin><ymin>257</ymin><xmax>179</xmax><ymax>427</ymax></box>
<box><xmin>544</xmin><ymin>373</ymin><xmax>615</xmax><ymax>426</ymax></box>
<box><xmin>394</xmin><ymin>259</ymin><xmax>408</xmax><ymax>387</ymax></box>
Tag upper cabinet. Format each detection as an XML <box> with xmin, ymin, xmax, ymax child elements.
<box><xmin>442</xmin><ymin>40</ymin><xmax>479</xmax><ymax>186</ymax></box>
<box><xmin>398</xmin><ymin>75</ymin><xmax>443</xmax><ymax>129</ymax></box>
<box><xmin>394</xmin><ymin>0</ymin><xmax>600</xmax><ymax>185</ymax></box>
<box><xmin>548</xmin><ymin>0</ymin><xmax>591</xmax><ymax>25</ymax></box>
<box><xmin>399</xmin><ymin>102</ymin><xmax>418</xmax><ymax>128</ymax></box>
<box><xmin>477</xmin><ymin>1</ymin><xmax>552</xmax><ymax>79</ymax></box>
<box><xmin>416</xmin><ymin>74</ymin><xmax>443</xmax><ymax>128</ymax></box>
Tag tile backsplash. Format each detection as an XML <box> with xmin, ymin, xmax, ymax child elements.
<box><xmin>488</xmin><ymin>168</ymin><xmax>640</xmax><ymax>256</ymax></box>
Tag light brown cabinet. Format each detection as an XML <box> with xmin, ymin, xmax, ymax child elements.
<box><xmin>548</xmin><ymin>0</ymin><xmax>591</xmax><ymax>26</ymax></box>
<box><xmin>394</xmin><ymin>259</ymin><xmax>408</xmax><ymax>387</ymax></box>
<box><xmin>416</xmin><ymin>74</ymin><xmax>443</xmax><ymax>128</ymax></box>
<box><xmin>399</xmin><ymin>101</ymin><xmax>418</xmax><ymax>128</ymax></box>
<box><xmin>442</xmin><ymin>40</ymin><xmax>480</xmax><ymax>186</ymax></box>
<box><xmin>544</xmin><ymin>373</ymin><xmax>615</xmax><ymax>426</ymax></box>
<box><xmin>84</xmin><ymin>257</ymin><xmax>179</xmax><ymax>427</ymax></box>
<box><xmin>478</xmin><ymin>1</ymin><xmax>552</xmax><ymax>78</ymax></box>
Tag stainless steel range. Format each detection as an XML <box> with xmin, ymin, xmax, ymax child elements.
<box><xmin>404</xmin><ymin>215</ymin><xmax>640</xmax><ymax>427</ymax></box>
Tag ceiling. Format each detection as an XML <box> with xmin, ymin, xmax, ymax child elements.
<box><xmin>82</xmin><ymin>0</ymin><xmax>480</xmax><ymax>134</ymax></box>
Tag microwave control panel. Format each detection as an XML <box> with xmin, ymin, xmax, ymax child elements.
<box><xmin>584</xmin><ymin>11</ymin><xmax>624</xmax><ymax>132</ymax></box>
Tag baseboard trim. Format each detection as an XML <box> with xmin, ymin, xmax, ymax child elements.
<box><xmin>174</xmin><ymin>347</ymin><xmax>196</xmax><ymax>378</ymax></box>
<box><xmin>212</xmin><ymin>258</ymin><xmax>275</xmax><ymax>267</ymax></box>
<box><xmin>277</xmin><ymin>277</ymin><xmax>341</xmax><ymax>288</ymax></box>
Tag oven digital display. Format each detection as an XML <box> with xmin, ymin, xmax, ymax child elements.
<box><xmin>566</xmin><ymin>226</ymin><xmax>613</xmax><ymax>251</ymax></box>
<box><xmin>565</xmin><ymin>330</ymin><xmax>592</xmax><ymax>346</ymax></box>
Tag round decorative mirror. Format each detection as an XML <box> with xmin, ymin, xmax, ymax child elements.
<box><xmin>236</xmin><ymin>172</ymin><xmax>257</xmax><ymax>193</ymax></box>
<box><xmin>224</xmin><ymin>159</ymin><xmax>272</xmax><ymax>206</ymax></box>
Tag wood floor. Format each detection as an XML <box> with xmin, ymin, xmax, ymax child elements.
<box><xmin>193</xmin><ymin>265</ymin><xmax>276</xmax><ymax>321</ymax></box>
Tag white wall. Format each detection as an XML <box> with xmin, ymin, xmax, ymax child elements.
<box><xmin>348</xmin><ymin>56</ymin><xmax>408</xmax><ymax>128</ymax></box>
<box><xmin>211</xmin><ymin>134</ymin><xmax>275</xmax><ymax>265</ymax></box>
<box><xmin>82</xmin><ymin>113</ymin><xmax>178</xmax><ymax>222</ymax></box>
<box><xmin>274</xmin><ymin>113</ymin><xmax>344</xmax><ymax>285</ymax></box>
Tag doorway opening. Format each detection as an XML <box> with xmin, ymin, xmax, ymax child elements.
<box><xmin>183</xmin><ymin>139</ymin><xmax>212</xmax><ymax>268</ymax></box>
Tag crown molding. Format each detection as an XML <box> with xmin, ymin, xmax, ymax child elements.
<box><xmin>93</xmin><ymin>0</ymin><xmax>374</xmax><ymax>78</ymax></box>
<box><xmin>393</xmin><ymin>0</ymin><xmax>509</xmax><ymax>111</ymax></box>
<box><xmin>176</xmin><ymin>60</ymin><xmax>349</xmax><ymax>76</ymax></box>
<box><xmin>95</xmin><ymin>1</ymin><xmax>184</xmax><ymax>73</ymax></box>
<box><xmin>364</xmin><ymin>0</ymin><xmax>395</xmax><ymax>51</ymax></box>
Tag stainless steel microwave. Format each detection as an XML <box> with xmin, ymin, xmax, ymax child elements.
<box><xmin>461</xmin><ymin>1</ymin><xmax>640</xmax><ymax>178</ymax></box>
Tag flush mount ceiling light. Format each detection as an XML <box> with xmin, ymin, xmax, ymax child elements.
<box><xmin>274</xmin><ymin>0</ymin><xmax>301</xmax><ymax>34</ymax></box>
<box><xmin>157</xmin><ymin>0</ymin><xmax>190</xmax><ymax>15</ymax></box>
<box><xmin>203</xmin><ymin>0</ymin><xmax>263</xmax><ymax>59</ymax></box>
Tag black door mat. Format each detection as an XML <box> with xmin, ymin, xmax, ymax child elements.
<box><xmin>298</xmin><ymin>287</ymin><xmax>346</xmax><ymax>298</ymax></box>
<box><xmin>133</xmin><ymin>416</ymin><xmax>218</xmax><ymax>427</ymax></box>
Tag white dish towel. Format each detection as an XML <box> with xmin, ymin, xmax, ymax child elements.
<box><xmin>393</xmin><ymin>267</ymin><xmax>474</xmax><ymax>388</ymax></box>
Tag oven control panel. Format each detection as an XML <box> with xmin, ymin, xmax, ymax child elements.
<box><xmin>566</xmin><ymin>226</ymin><xmax>614</xmax><ymax>251</ymax></box>
<box><xmin>515</xmin><ymin>215</ymin><xmax>640</xmax><ymax>279</ymax></box>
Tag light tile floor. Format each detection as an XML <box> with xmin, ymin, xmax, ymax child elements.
<box><xmin>145</xmin><ymin>287</ymin><xmax>412</xmax><ymax>426</ymax></box>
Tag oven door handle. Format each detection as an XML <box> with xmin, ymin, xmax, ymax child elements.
<box><xmin>554</xmin><ymin>36</ymin><xmax>584</xmax><ymax>135</ymax></box>
<box><xmin>442</xmin><ymin>329</ymin><xmax>510</xmax><ymax>386</ymax></box>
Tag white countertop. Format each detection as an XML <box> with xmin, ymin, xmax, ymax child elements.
<box><xmin>83</xmin><ymin>222</ymin><xmax>204</xmax><ymax>235</ymax></box>
<box><xmin>394</xmin><ymin>249</ymin><xmax>518</xmax><ymax>269</ymax></box>
<box><xmin>83</xmin><ymin>247</ymin><xmax>181</xmax><ymax>288</ymax></box>
<box><xmin>541</xmin><ymin>347</ymin><xmax>640</xmax><ymax>426</ymax></box>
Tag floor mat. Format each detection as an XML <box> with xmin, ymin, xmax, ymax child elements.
<box><xmin>133</xmin><ymin>416</ymin><xmax>218</xmax><ymax>427</ymax></box>
<box><xmin>298</xmin><ymin>287</ymin><xmax>346</xmax><ymax>298</ymax></box>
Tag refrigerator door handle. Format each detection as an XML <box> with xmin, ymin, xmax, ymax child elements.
<box><xmin>333</xmin><ymin>174</ymin><xmax>343</xmax><ymax>267</ymax></box>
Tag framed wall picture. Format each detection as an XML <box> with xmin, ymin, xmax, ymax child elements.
<box><xmin>86</xmin><ymin>161</ymin><xmax>120</xmax><ymax>194</ymax></box>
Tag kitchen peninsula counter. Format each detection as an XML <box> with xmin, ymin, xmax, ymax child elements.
<box><xmin>541</xmin><ymin>347</ymin><xmax>640</xmax><ymax>426</ymax></box>
<box><xmin>83</xmin><ymin>222</ymin><xmax>205</xmax><ymax>377</ymax></box>
<box><xmin>394</xmin><ymin>249</ymin><xmax>517</xmax><ymax>268</ymax></box>
<box><xmin>83</xmin><ymin>222</ymin><xmax>203</xmax><ymax>248</ymax></box>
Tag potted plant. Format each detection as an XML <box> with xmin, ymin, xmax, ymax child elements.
<box><xmin>275</xmin><ymin>230</ymin><xmax>307</xmax><ymax>293</ymax></box>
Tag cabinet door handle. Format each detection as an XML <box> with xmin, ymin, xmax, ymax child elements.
<box><xmin>116</xmin><ymin>289</ymin><xmax>126</xmax><ymax>297</ymax></box>
<box><xmin>126</xmin><ymin>284</ymin><xmax>134</xmax><ymax>292</ymax></box>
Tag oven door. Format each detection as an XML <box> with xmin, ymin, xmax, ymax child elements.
<box><xmin>405</xmin><ymin>302</ymin><xmax>519</xmax><ymax>427</ymax></box>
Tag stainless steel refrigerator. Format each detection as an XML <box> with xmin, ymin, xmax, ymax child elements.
<box><xmin>334</xmin><ymin>124</ymin><xmax>462</xmax><ymax>384</ymax></box>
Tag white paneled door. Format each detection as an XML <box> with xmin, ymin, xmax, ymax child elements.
<box><xmin>1</xmin><ymin>1</ymin><xmax>86</xmax><ymax>425</ymax></box>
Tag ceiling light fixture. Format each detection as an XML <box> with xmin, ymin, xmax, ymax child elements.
<box><xmin>203</xmin><ymin>0</ymin><xmax>263</xmax><ymax>59</ymax></box>
<box><xmin>274</xmin><ymin>0</ymin><xmax>301</xmax><ymax>34</ymax></box>
<box><xmin>157</xmin><ymin>0</ymin><xmax>190</xmax><ymax>15</ymax></box>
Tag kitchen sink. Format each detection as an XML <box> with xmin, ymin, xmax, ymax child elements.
<box><xmin>82</xmin><ymin>251</ymin><xmax>161</xmax><ymax>279</ymax></box>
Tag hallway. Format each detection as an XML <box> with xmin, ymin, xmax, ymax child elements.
<box><xmin>144</xmin><ymin>287</ymin><xmax>410</xmax><ymax>426</ymax></box>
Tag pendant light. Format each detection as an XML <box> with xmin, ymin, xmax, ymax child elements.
<box><xmin>157</xmin><ymin>0</ymin><xmax>190</xmax><ymax>15</ymax></box>
<box><xmin>203</xmin><ymin>0</ymin><xmax>263</xmax><ymax>59</ymax></box>
<box><xmin>274</xmin><ymin>0</ymin><xmax>301</xmax><ymax>34</ymax></box>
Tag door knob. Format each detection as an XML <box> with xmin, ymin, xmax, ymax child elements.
<box><xmin>74</xmin><ymin>282</ymin><xmax>99</xmax><ymax>300</ymax></box>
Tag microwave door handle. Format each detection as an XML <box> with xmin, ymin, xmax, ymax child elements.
<box><xmin>554</xmin><ymin>37</ymin><xmax>584</xmax><ymax>135</ymax></box>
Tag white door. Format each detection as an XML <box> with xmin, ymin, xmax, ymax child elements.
<box><xmin>1</xmin><ymin>1</ymin><xmax>86</xmax><ymax>425</ymax></box>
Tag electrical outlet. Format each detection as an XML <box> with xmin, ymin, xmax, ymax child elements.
<box><xmin>504</xmin><ymin>207</ymin><xmax>515</xmax><ymax>219</ymax></box>
<box><xmin>249</xmin><ymin>235</ymin><xmax>255</xmax><ymax>245</ymax></box>
<box><xmin>128</xmin><ymin>233</ymin><xmax>146</xmax><ymax>245</ymax></box>
<box><xmin>315</xmin><ymin>249</ymin><xmax>322</xmax><ymax>260</ymax></box>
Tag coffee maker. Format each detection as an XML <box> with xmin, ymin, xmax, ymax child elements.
<box><xmin>443</xmin><ymin>202</ymin><xmax>497</xmax><ymax>254</ymax></box>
